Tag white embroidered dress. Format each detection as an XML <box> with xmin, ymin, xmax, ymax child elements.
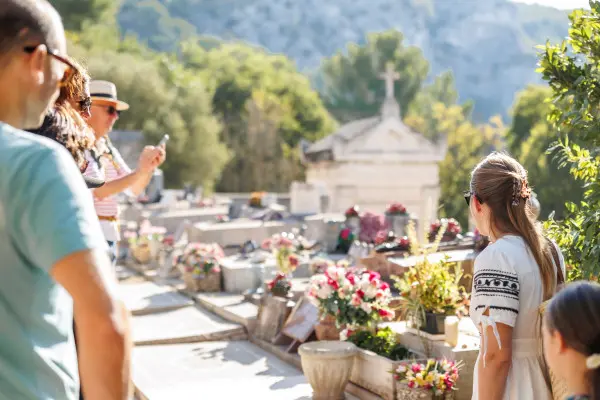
<box><xmin>470</xmin><ymin>235</ymin><xmax>565</xmax><ymax>400</ymax></box>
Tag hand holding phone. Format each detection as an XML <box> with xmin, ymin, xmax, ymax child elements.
<box><xmin>158</xmin><ymin>134</ymin><xmax>170</xmax><ymax>147</ymax></box>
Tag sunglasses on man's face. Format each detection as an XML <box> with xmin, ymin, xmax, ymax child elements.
<box><xmin>93</xmin><ymin>104</ymin><xmax>121</xmax><ymax>117</ymax></box>
<box><xmin>23</xmin><ymin>45</ymin><xmax>75</xmax><ymax>87</ymax></box>
<box><xmin>463</xmin><ymin>191</ymin><xmax>484</xmax><ymax>206</ymax></box>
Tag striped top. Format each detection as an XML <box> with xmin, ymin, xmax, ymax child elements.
<box><xmin>85</xmin><ymin>137</ymin><xmax>131</xmax><ymax>242</ymax></box>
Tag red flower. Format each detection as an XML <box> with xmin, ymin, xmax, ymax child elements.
<box><xmin>288</xmin><ymin>254</ymin><xmax>299</xmax><ymax>267</ymax></box>
<box><xmin>408</xmin><ymin>381</ymin><xmax>415</xmax><ymax>389</ymax></box>
<box><xmin>378</xmin><ymin>309</ymin><xmax>394</xmax><ymax>319</ymax></box>
<box><xmin>367</xmin><ymin>271</ymin><xmax>381</xmax><ymax>282</ymax></box>
<box><xmin>379</xmin><ymin>281</ymin><xmax>390</xmax><ymax>291</ymax></box>
<box><xmin>327</xmin><ymin>278</ymin><xmax>339</xmax><ymax>290</ymax></box>
<box><xmin>346</xmin><ymin>273</ymin><xmax>356</xmax><ymax>285</ymax></box>
<box><xmin>411</xmin><ymin>364</ymin><xmax>421</xmax><ymax>373</ymax></box>
<box><xmin>356</xmin><ymin>289</ymin><xmax>365</xmax><ymax>299</ymax></box>
<box><xmin>340</xmin><ymin>228</ymin><xmax>351</xmax><ymax>240</ymax></box>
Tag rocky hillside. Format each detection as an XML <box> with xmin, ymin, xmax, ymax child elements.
<box><xmin>118</xmin><ymin>0</ymin><xmax>569</xmax><ymax>121</ymax></box>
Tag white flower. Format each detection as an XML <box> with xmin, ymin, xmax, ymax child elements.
<box><xmin>317</xmin><ymin>285</ymin><xmax>333</xmax><ymax>299</ymax></box>
<box><xmin>339</xmin><ymin>329</ymin><xmax>349</xmax><ymax>341</ymax></box>
<box><xmin>360</xmin><ymin>302</ymin><xmax>372</xmax><ymax>313</ymax></box>
<box><xmin>396</xmin><ymin>365</ymin><xmax>407</xmax><ymax>373</ymax></box>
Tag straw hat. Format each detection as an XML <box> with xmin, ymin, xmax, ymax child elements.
<box><xmin>89</xmin><ymin>80</ymin><xmax>130</xmax><ymax>111</ymax></box>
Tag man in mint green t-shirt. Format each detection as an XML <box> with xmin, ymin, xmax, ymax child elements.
<box><xmin>0</xmin><ymin>1</ymin><xmax>132</xmax><ymax>399</ymax></box>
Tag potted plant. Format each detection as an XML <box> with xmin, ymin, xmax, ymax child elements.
<box><xmin>336</xmin><ymin>227</ymin><xmax>355</xmax><ymax>254</ymax></box>
<box><xmin>266</xmin><ymin>272</ymin><xmax>292</xmax><ymax>298</ymax></box>
<box><xmin>428</xmin><ymin>218</ymin><xmax>462</xmax><ymax>243</ymax></box>
<box><xmin>359</xmin><ymin>212</ymin><xmax>388</xmax><ymax>244</ymax></box>
<box><xmin>385</xmin><ymin>202</ymin><xmax>411</xmax><ymax>237</ymax></box>
<box><xmin>307</xmin><ymin>266</ymin><xmax>394</xmax><ymax>340</ymax></box>
<box><xmin>393</xmin><ymin>359</ymin><xmax>463</xmax><ymax>400</ymax></box>
<box><xmin>344</xmin><ymin>205</ymin><xmax>361</xmax><ymax>235</ymax></box>
<box><xmin>177</xmin><ymin>242</ymin><xmax>223</xmax><ymax>292</ymax></box>
<box><xmin>345</xmin><ymin>327</ymin><xmax>422</xmax><ymax>400</ymax></box>
<box><xmin>393</xmin><ymin>222</ymin><xmax>469</xmax><ymax>335</ymax></box>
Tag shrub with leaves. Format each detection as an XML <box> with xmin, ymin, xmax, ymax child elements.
<box><xmin>537</xmin><ymin>2</ymin><xmax>600</xmax><ymax>280</ymax></box>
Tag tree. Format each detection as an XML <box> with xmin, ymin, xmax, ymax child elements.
<box><xmin>180</xmin><ymin>40</ymin><xmax>336</xmax><ymax>192</ymax></box>
<box><xmin>70</xmin><ymin>41</ymin><xmax>229</xmax><ymax>191</ymax></box>
<box><xmin>318</xmin><ymin>30</ymin><xmax>429</xmax><ymax>123</ymax></box>
<box><xmin>405</xmin><ymin>103</ymin><xmax>504</xmax><ymax>229</ymax></box>
<box><xmin>49</xmin><ymin>0</ymin><xmax>117</xmax><ymax>32</ymax></box>
<box><xmin>507</xmin><ymin>85</ymin><xmax>584</xmax><ymax>220</ymax></box>
<box><xmin>538</xmin><ymin>2</ymin><xmax>600</xmax><ymax>280</ymax></box>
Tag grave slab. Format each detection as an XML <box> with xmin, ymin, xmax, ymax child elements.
<box><xmin>119</xmin><ymin>281</ymin><xmax>193</xmax><ymax>316</ymax></box>
<box><xmin>131</xmin><ymin>305</ymin><xmax>246</xmax><ymax>346</ymax></box>
<box><xmin>195</xmin><ymin>293</ymin><xmax>259</xmax><ymax>330</ymax></box>
<box><xmin>133</xmin><ymin>341</ymin><xmax>360</xmax><ymax>400</ymax></box>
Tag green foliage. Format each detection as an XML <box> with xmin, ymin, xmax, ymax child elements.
<box><xmin>318</xmin><ymin>30</ymin><xmax>429</xmax><ymax>123</ymax></box>
<box><xmin>69</xmin><ymin>36</ymin><xmax>229</xmax><ymax>191</ymax></box>
<box><xmin>537</xmin><ymin>1</ymin><xmax>600</xmax><ymax>280</ymax></box>
<box><xmin>347</xmin><ymin>327</ymin><xmax>410</xmax><ymax>361</ymax></box>
<box><xmin>509</xmin><ymin>85</ymin><xmax>584</xmax><ymax>220</ymax></box>
<box><xmin>405</xmin><ymin>104</ymin><xmax>504</xmax><ymax>228</ymax></box>
<box><xmin>180</xmin><ymin>40</ymin><xmax>336</xmax><ymax>192</ymax></box>
<box><xmin>49</xmin><ymin>0</ymin><xmax>118</xmax><ymax>31</ymax></box>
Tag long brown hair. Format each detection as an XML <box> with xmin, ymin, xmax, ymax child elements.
<box><xmin>471</xmin><ymin>152</ymin><xmax>556</xmax><ymax>300</ymax></box>
<box><xmin>545</xmin><ymin>282</ymin><xmax>600</xmax><ymax>400</ymax></box>
<box><xmin>29</xmin><ymin>56</ymin><xmax>94</xmax><ymax>169</ymax></box>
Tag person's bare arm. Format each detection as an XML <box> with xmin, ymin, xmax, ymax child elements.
<box><xmin>477</xmin><ymin>317</ymin><xmax>513</xmax><ymax>400</ymax></box>
<box><xmin>129</xmin><ymin>170</ymin><xmax>154</xmax><ymax>196</ymax></box>
<box><xmin>93</xmin><ymin>169</ymin><xmax>148</xmax><ymax>200</ymax></box>
<box><xmin>52</xmin><ymin>249</ymin><xmax>131</xmax><ymax>400</ymax></box>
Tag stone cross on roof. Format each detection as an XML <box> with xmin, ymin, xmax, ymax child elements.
<box><xmin>380</xmin><ymin>63</ymin><xmax>400</xmax><ymax>99</ymax></box>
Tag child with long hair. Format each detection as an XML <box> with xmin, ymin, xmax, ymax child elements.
<box><xmin>543</xmin><ymin>281</ymin><xmax>600</xmax><ymax>400</ymax></box>
<box><xmin>468</xmin><ymin>152</ymin><xmax>565</xmax><ymax>399</ymax></box>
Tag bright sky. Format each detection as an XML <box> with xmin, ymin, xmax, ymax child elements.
<box><xmin>511</xmin><ymin>0</ymin><xmax>590</xmax><ymax>9</ymax></box>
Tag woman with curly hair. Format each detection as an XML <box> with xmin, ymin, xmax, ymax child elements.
<box><xmin>28</xmin><ymin>57</ymin><xmax>103</xmax><ymax>188</ymax></box>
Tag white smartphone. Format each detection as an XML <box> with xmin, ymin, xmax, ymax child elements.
<box><xmin>158</xmin><ymin>134</ymin><xmax>170</xmax><ymax>147</ymax></box>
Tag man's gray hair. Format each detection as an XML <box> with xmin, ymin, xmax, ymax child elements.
<box><xmin>0</xmin><ymin>0</ymin><xmax>61</xmax><ymax>57</ymax></box>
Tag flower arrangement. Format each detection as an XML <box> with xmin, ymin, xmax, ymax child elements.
<box><xmin>261</xmin><ymin>233</ymin><xmax>299</xmax><ymax>275</ymax></box>
<box><xmin>345</xmin><ymin>205</ymin><xmax>360</xmax><ymax>218</ymax></box>
<box><xmin>266</xmin><ymin>272</ymin><xmax>292</xmax><ymax>297</ymax></box>
<box><xmin>394</xmin><ymin>359</ymin><xmax>463</xmax><ymax>396</ymax></box>
<box><xmin>429</xmin><ymin>218</ymin><xmax>462</xmax><ymax>242</ymax></box>
<box><xmin>177</xmin><ymin>242</ymin><xmax>223</xmax><ymax>277</ymax></box>
<box><xmin>307</xmin><ymin>266</ymin><xmax>395</xmax><ymax>328</ymax></box>
<box><xmin>249</xmin><ymin>191</ymin><xmax>266</xmax><ymax>208</ymax></box>
<box><xmin>336</xmin><ymin>227</ymin><xmax>355</xmax><ymax>253</ymax></box>
<box><xmin>386</xmin><ymin>202</ymin><xmax>408</xmax><ymax>216</ymax></box>
<box><xmin>393</xmin><ymin>222</ymin><xmax>469</xmax><ymax>335</ymax></box>
<box><xmin>374</xmin><ymin>230</ymin><xmax>391</xmax><ymax>245</ymax></box>
<box><xmin>310</xmin><ymin>257</ymin><xmax>335</xmax><ymax>275</ymax></box>
<box><xmin>359</xmin><ymin>212</ymin><xmax>388</xmax><ymax>243</ymax></box>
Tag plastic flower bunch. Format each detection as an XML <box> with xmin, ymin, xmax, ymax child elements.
<box><xmin>262</xmin><ymin>233</ymin><xmax>298</xmax><ymax>275</ymax></box>
<box><xmin>179</xmin><ymin>242</ymin><xmax>222</xmax><ymax>277</ymax></box>
<box><xmin>359</xmin><ymin>212</ymin><xmax>388</xmax><ymax>243</ymax></box>
<box><xmin>307</xmin><ymin>266</ymin><xmax>394</xmax><ymax>328</ymax></box>
<box><xmin>386</xmin><ymin>202</ymin><xmax>408</xmax><ymax>216</ymax></box>
<box><xmin>267</xmin><ymin>272</ymin><xmax>292</xmax><ymax>297</ymax></box>
<box><xmin>394</xmin><ymin>359</ymin><xmax>462</xmax><ymax>395</ymax></box>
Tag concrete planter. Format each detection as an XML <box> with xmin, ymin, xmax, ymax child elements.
<box><xmin>182</xmin><ymin>271</ymin><xmax>221</xmax><ymax>292</ymax></box>
<box><xmin>350</xmin><ymin>349</ymin><xmax>422</xmax><ymax>400</ymax></box>
<box><xmin>314</xmin><ymin>314</ymin><xmax>341</xmax><ymax>341</ymax></box>
<box><xmin>396</xmin><ymin>382</ymin><xmax>455</xmax><ymax>400</ymax></box>
<box><xmin>299</xmin><ymin>341</ymin><xmax>357</xmax><ymax>400</ymax></box>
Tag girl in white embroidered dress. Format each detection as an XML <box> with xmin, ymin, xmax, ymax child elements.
<box><xmin>467</xmin><ymin>152</ymin><xmax>565</xmax><ymax>400</ymax></box>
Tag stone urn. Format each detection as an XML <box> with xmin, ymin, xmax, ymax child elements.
<box><xmin>386</xmin><ymin>214</ymin><xmax>410</xmax><ymax>237</ymax></box>
<box><xmin>314</xmin><ymin>314</ymin><xmax>341</xmax><ymax>341</ymax></box>
<box><xmin>299</xmin><ymin>341</ymin><xmax>357</xmax><ymax>400</ymax></box>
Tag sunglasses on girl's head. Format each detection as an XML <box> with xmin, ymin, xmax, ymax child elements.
<box><xmin>463</xmin><ymin>191</ymin><xmax>484</xmax><ymax>206</ymax></box>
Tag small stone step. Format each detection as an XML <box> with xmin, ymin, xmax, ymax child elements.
<box><xmin>131</xmin><ymin>305</ymin><xmax>246</xmax><ymax>346</ymax></box>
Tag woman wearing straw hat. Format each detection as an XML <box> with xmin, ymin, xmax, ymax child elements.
<box><xmin>86</xmin><ymin>80</ymin><xmax>165</xmax><ymax>265</ymax></box>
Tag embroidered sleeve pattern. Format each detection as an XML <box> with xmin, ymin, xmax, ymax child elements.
<box><xmin>472</xmin><ymin>269</ymin><xmax>519</xmax><ymax>316</ymax></box>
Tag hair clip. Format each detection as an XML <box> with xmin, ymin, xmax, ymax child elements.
<box><xmin>512</xmin><ymin>178</ymin><xmax>520</xmax><ymax>206</ymax></box>
<box><xmin>586</xmin><ymin>354</ymin><xmax>600</xmax><ymax>370</ymax></box>
<box><xmin>520</xmin><ymin>178</ymin><xmax>532</xmax><ymax>200</ymax></box>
